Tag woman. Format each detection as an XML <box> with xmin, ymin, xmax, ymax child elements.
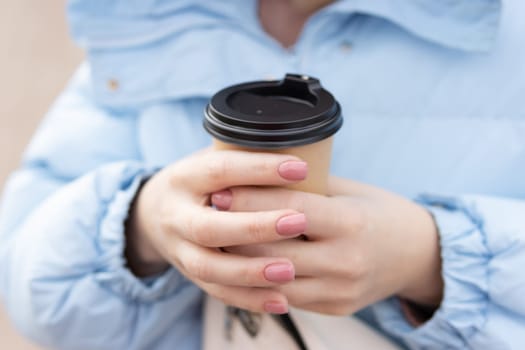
<box><xmin>1</xmin><ymin>0</ymin><xmax>524</xmax><ymax>349</ymax></box>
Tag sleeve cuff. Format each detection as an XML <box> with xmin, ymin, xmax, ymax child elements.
<box><xmin>370</xmin><ymin>194</ymin><xmax>491</xmax><ymax>349</ymax></box>
<box><xmin>92</xmin><ymin>162</ymin><xmax>188</xmax><ymax>303</ymax></box>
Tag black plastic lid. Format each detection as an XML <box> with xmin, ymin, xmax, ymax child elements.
<box><xmin>203</xmin><ymin>74</ymin><xmax>343</xmax><ymax>149</ymax></box>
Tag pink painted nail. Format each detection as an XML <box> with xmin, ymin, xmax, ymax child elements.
<box><xmin>264</xmin><ymin>301</ymin><xmax>288</xmax><ymax>314</ymax></box>
<box><xmin>278</xmin><ymin>160</ymin><xmax>308</xmax><ymax>181</ymax></box>
<box><xmin>276</xmin><ymin>213</ymin><xmax>307</xmax><ymax>236</ymax></box>
<box><xmin>211</xmin><ymin>190</ymin><xmax>232</xmax><ymax>210</ymax></box>
<box><xmin>264</xmin><ymin>263</ymin><xmax>295</xmax><ymax>283</ymax></box>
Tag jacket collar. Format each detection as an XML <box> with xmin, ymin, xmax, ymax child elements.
<box><xmin>325</xmin><ymin>0</ymin><xmax>502</xmax><ymax>52</ymax></box>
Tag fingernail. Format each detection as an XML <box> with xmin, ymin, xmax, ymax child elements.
<box><xmin>278</xmin><ymin>160</ymin><xmax>308</xmax><ymax>181</ymax></box>
<box><xmin>211</xmin><ymin>190</ymin><xmax>232</xmax><ymax>210</ymax></box>
<box><xmin>276</xmin><ymin>213</ymin><xmax>307</xmax><ymax>236</ymax></box>
<box><xmin>264</xmin><ymin>262</ymin><xmax>295</xmax><ymax>283</ymax></box>
<box><xmin>264</xmin><ymin>301</ymin><xmax>288</xmax><ymax>314</ymax></box>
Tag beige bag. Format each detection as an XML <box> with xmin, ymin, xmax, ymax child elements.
<box><xmin>203</xmin><ymin>296</ymin><xmax>401</xmax><ymax>350</ymax></box>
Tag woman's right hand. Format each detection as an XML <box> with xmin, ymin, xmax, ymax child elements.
<box><xmin>125</xmin><ymin>149</ymin><xmax>308</xmax><ymax>314</ymax></box>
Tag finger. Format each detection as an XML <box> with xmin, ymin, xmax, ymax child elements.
<box><xmin>292</xmin><ymin>302</ymin><xmax>354</xmax><ymax>316</ymax></box>
<box><xmin>225</xmin><ymin>240</ymin><xmax>331</xmax><ymax>277</ymax></box>
<box><xmin>212</xmin><ymin>187</ymin><xmax>357</xmax><ymax>240</ymax></box>
<box><xmin>327</xmin><ymin>176</ymin><xmax>369</xmax><ymax>197</ymax></box>
<box><xmin>199</xmin><ymin>282</ymin><xmax>289</xmax><ymax>314</ymax></box>
<box><xmin>297</xmin><ymin>296</ymin><xmax>372</xmax><ymax>316</ymax></box>
<box><xmin>174</xmin><ymin>207</ymin><xmax>307</xmax><ymax>247</ymax></box>
<box><xmin>173</xmin><ymin>150</ymin><xmax>308</xmax><ymax>192</ymax></box>
<box><xmin>279</xmin><ymin>278</ymin><xmax>369</xmax><ymax>316</ymax></box>
<box><xmin>327</xmin><ymin>176</ymin><xmax>387</xmax><ymax>198</ymax></box>
<box><xmin>175</xmin><ymin>241</ymin><xmax>295</xmax><ymax>287</ymax></box>
<box><xmin>277</xmin><ymin>277</ymin><xmax>328</xmax><ymax>306</ymax></box>
<box><xmin>278</xmin><ymin>277</ymin><xmax>357</xmax><ymax>309</ymax></box>
<box><xmin>227</xmin><ymin>241</ymin><xmax>366</xmax><ymax>282</ymax></box>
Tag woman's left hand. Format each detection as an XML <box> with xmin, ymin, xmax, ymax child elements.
<box><xmin>211</xmin><ymin>176</ymin><xmax>443</xmax><ymax>316</ymax></box>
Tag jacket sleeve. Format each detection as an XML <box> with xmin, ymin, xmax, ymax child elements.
<box><xmin>0</xmin><ymin>65</ymin><xmax>202</xmax><ymax>350</ymax></box>
<box><xmin>368</xmin><ymin>193</ymin><xmax>525</xmax><ymax>349</ymax></box>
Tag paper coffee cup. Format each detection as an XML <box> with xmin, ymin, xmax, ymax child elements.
<box><xmin>203</xmin><ymin>74</ymin><xmax>343</xmax><ymax>194</ymax></box>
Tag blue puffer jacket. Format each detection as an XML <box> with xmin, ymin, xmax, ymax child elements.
<box><xmin>1</xmin><ymin>0</ymin><xmax>525</xmax><ymax>349</ymax></box>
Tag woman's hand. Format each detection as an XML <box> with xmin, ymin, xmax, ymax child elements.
<box><xmin>211</xmin><ymin>176</ymin><xmax>443</xmax><ymax>315</ymax></box>
<box><xmin>125</xmin><ymin>150</ymin><xmax>311</xmax><ymax>314</ymax></box>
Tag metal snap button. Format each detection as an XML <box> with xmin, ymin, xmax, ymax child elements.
<box><xmin>107</xmin><ymin>79</ymin><xmax>120</xmax><ymax>91</ymax></box>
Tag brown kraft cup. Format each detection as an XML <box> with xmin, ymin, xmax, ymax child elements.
<box><xmin>203</xmin><ymin>74</ymin><xmax>343</xmax><ymax>195</ymax></box>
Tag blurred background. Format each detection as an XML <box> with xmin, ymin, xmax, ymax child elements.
<box><xmin>0</xmin><ymin>0</ymin><xmax>82</xmax><ymax>348</ymax></box>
